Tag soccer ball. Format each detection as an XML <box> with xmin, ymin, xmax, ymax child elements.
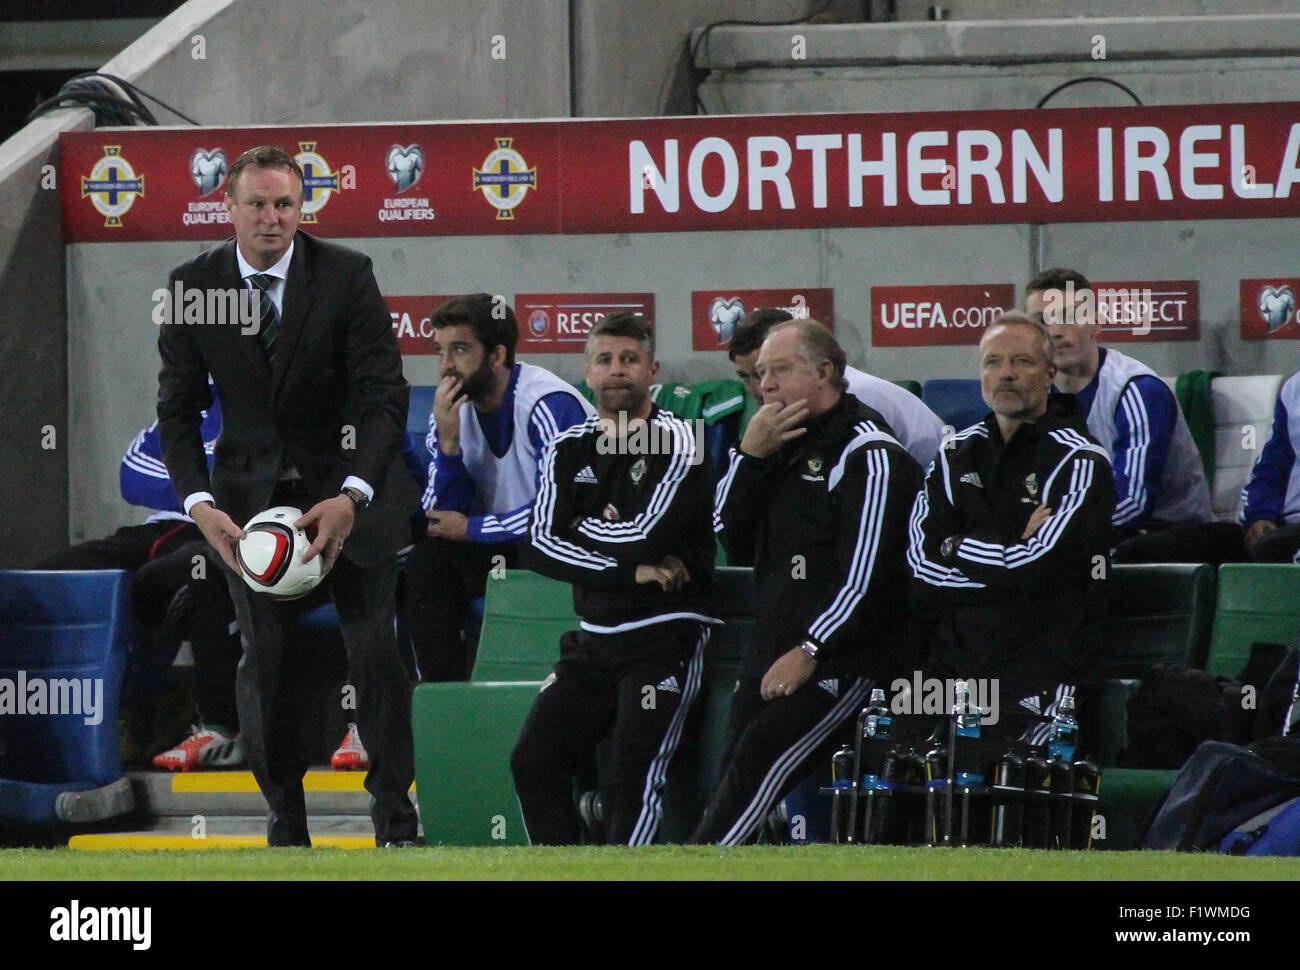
<box><xmin>237</xmin><ymin>506</ymin><xmax>323</xmax><ymax>600</ymax></box>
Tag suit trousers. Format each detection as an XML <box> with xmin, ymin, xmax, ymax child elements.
<box><xmin>225</xmin><ymin>551</ymin><xmax>417</xmax><ymax>847</ymax></box>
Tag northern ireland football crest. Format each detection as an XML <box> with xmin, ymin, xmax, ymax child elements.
<box><xmin>801</xmin><ymin>454</ymin><xmax>826</xmax><ymax>483</ymax></box>
<box><xmin>472</xmin><ymin>137</ymin><xmax>536</xmax><ymax>220</ymax></box>
<box><xmin>80</xmin><ymin>146</ymin><xmax>144</xmax><ymax>228</ymax></box>
<box><xmin>295</xmin><ymin>141</ymin><xmax>341</xmax><ymax>224</ymax></box>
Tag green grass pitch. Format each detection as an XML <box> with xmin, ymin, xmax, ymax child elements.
<box><xmin>4</xmin><ymin>846</ymin><xmax>1300</xmax><ymax>880</ymax></box>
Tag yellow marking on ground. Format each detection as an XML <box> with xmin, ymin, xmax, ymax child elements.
<box><xmin>168</xmin><ymin>771</ymin><xmax>413</xmax><ymax>793</ymax></box>
<box><xmin>68</xmin><ymin>834</ymin><xmax>377</xmax><ymax>850</ymax></box>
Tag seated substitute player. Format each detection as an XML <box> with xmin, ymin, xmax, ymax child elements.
<box><xmin>908</xmin><ymin>311</ymin><xmax>1114</xmax><ymax>746</ymax></box>
<box><xmin>1241</xmin><ymin>368</ymin><xmax>1300</xmax><ymax>562</ymax></box>
<box><xmin>511</xmin><ymin>312</ymin><xmax>718</xmax><ymax>846</ymax></box>
<box><xmin>35</xmin><ymin>389</ymin><xmax>244</xmax><ymax>767</ymax></box>
<box><xmin>119</xmin><ymin>391</ymin><xmax>245</xmax><ymax>770</ymax></box>
<box><xmin>728</xmin><ymin>307</ymin><xmax>944</xmax><ymax>468</ymax></box>
<box><xmin>1025</xmin><ymin>268</ymin><xmax>1238</xmax><ymax>564</ymax></box>
<box><xmin>404</xmin><ymin>293</ymin><xmax>592</xmax><ymax>681</ymax></box>
<box><xmin>693</xmin><ymin>319</ymin><xmax>923</xmax><ymax>845</ymax></box>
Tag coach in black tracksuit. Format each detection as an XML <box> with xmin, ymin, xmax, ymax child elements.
<box><xmin>908</xmin><ymin>312</ymin><xmax>1114</xmax><ymax>748</ymax></box>
<box><xmin>511</xmin><ymin>312</ymin><xmax>717</xmax><ymax>846</ymax></box>
<box><xmin>692</xmin><ymin>319</ymin><xmax>922</xmax><ymax>845</ymax></box>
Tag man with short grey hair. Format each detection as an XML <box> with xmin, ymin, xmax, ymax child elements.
<box><xmin>908</xmin><ymin>311</ymin><xmax>1114</xmax><ymax>747</ymax></box>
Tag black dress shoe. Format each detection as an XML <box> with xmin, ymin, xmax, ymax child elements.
<box><xmin>267</xmin><ymin>814</ymin><xmax>311</xmax><ymax>847</ymax></box>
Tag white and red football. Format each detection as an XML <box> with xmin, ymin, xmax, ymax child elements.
<box><xmin>236</xmin><ymin>506</ymin><xmax>323</xmax><ymax>600</ymax></box>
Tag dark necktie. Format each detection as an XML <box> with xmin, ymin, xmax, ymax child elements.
<box><xmin>248</xmin><ymin>273</ymin><xmax>280</xmax><ymax>363</ymax></box>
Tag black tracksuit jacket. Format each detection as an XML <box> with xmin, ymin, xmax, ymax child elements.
<box><xmin>525</xmin><ymin>406</ymin><xmax>716</xmax><ymax>630</ymax></box>
<box><xmin>908</xmin><ymin>396</ymin><xmax>1115</xmax><ymax>693</ymax></box>
<box><xmin>714</xmin><ymin>393</ymin><xmax>923</xmax><ymax>680</ymax></box>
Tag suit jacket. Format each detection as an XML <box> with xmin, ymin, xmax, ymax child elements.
<box><xmin>156</xmin><ymin>231</ymin><xmax>417</xmax><ymax>567</ymax></box>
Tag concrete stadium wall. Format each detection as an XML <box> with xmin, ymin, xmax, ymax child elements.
<box><xmin>0</xmin><ymin>112</ymin><xmax>92</xmax><ymax>567</ymax></box>
<box><xmin>893</xmin><ymin>1</ymin><xmax>1300</xmax><ymax>20</ymax></box>
<box><xmin>572</xmin><ymin>0</ymin><xmax>812</xmax><ymax>117</ymax></box>
<box><xmin>102</xmin><ymin>0</ymin><xmax>571</xmax><ymax>126</ymax></box>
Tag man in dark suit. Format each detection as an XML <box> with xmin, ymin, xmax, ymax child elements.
<box><xmin>156</xmin><ymin>145</ymin><xmax>419</xmax><ymax>846</ymax></box>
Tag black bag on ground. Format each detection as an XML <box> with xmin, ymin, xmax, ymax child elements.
<box><xmin>1119</xmin><ymin>665</ymin><xmax>1234</xmax><ymax>768</ymax></box>
<box><xmin>1139</xmin><ymin>736</ymin><xmax>1300</xmax><ymax>851</ymax></box>
<box><xmin>1121</xmin><ymin>644</ymin><xmax>1298</xmax><ymax>768</ymax></box>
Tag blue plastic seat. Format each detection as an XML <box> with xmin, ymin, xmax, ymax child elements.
<box><xmin>406</xmin><ymin>384</ymin><xmax>437</xmax><ymax>470</ymax></box>
<box><xmin>922</xmin><ymin>379</ymin><xmax>987</xmax><ymax>432</ymax></box>
<box><xmin>0</xmin><ymin>570</ymin><xmax>136</xmax><ymax>826</ymax></box>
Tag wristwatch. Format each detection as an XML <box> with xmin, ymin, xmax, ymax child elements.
<box><xmin>799</xmin><ymin>639</ymin><xmax>820</xmax><ymax>660</ymax></box>
<box><xmin>941</xmin><ymin>535</ymin><xmax>961</xmax><ymax>560</ymax></box>
<box><xmin>340</xmin><ymin>486</ymin><xmax>370</xmax><ymax>511</ymax></box>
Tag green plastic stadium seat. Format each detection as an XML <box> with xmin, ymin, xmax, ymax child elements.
<box><xmin>413</xmin><ymin>570</ymin><xmax>572</xmax><ymax>845</ymax></box>
<box><xmin>470</xmin><ymin>570</ymin><xmax>574</xmax><ymax>682</ymax></box>
<box><xmin>1094</xmin><ymin>564</ymin><xmax>1216</xmax><ymax>768</ymax></box>
<box><xmin>1095</xmin><ymin>767</ymin><xmax>1178</xmax><ymax>850</ymax></box>
<box><xmin>1091</xmin><ymin>564</ymin><xmax>1300</xmax><ymax>849</ymax></box>
<box><xmin>412</xmin><ymin>681</ymin><xmax>542</xmax><ymax>846</ymax></box>
<box><xmin>1098</xmin><ymin>564</ymin><xmax>1216</xmax><ymax>679</ymax></box>
<box><xmin>1205</xmin><ymin>564</ymin><xmax>1300</xmax><ymax>679</ymax></box>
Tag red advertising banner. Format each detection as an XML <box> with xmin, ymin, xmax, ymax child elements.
<box><xmin>1240</xmin><ymin>278</ymin><xmax>1300</xmax><ymax>339</ymax></box>
<box><xmin>871</xmin><ymin>284</ymin><xmax>1015</xmax><ymax>346</ymax></box>
<box><xmin>515</xmin><ymin>293</ymin><xmax>655</xmax><ymax>353</ymax></box>
<box><xmin>60</xmin><ymin>101</ymin><xmax>1300</xmax><ymax>242</ymax></box>
<box><xmin>1091</xmin><ymin>280</ymin><xmax>1200</xmax><ymax>343</ymax></box>
<box><xmin>385</xmin><ymin>295</ymin><xmax>456</xmax><ymax>355</ymax></box>
<box><xmin>690</xmin><ymin>287</ymin><xmax>834</xmax><ymax>352</ymax></box>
